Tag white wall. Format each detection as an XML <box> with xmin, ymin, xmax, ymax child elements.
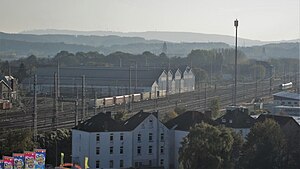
<box><xmin>173</xmin><ymin>130</ymin><xmax>189</xmax><ymax>169</ymax></box>
<box><xmin>132</xmin><ymin>114</ymin><xmax>170</xmax><ymax>169</ymax></box>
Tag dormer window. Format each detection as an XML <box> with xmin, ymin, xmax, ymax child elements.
<box><xmin>229</xmin><ymin>120</ymin><xmax>233</xmax><ymax>124</ymax></box>
<box><xmin>222</xmin><ymin>119</ymin><xmax>226</xmax><ymax>123</ymax></box>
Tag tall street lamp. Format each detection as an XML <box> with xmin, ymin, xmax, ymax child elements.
<box><xmin>234</xmin><ymin>19</ymin><xmax>238</xmax><ymax>106</ymax></box>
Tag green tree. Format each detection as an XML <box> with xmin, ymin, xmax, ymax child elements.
<box><xmin>240</xmin><ymin>119</ymin><xmax>286</xmax><ymax>169</ymax></box>
<box><xmin>0</xmin><ymin>129</ymin><xmax>36</xmax><ymax>156</ymax></box>
<box><xmin>179</xmin><ymin>123</ymin><xmax>234</xmax><ymax>169</ymax></box>
<box><xmin>209</xmin><ymin>97</ymin><xmax>220</xmax><ymax>118</ymax></box>
<box><xmin>37</xmin><ymin>129</ymin><xmax>71</xmax><ymax>166</ymax></box>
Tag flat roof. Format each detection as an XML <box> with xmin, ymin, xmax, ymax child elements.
<box><xmin>273</xmin><ymin>91</ymin><xmax>300</xmax><ymax>101</ymax></box>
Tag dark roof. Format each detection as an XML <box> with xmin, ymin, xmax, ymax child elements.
<box><xmin>165</xmin><ymin>111</ymin><xmax>217</xmax><ymax>131</ymax></box>
<box><xmin>22</xmin><ymin>66</ymin><xmax>163</xmax><ymax>87</ymax></box>
<box><xmin>256</xmin><ymin>114</ymin><xmax>300</xmax><ymax>128</ymax></box>
<box><xmin>273</xmin><ymin>91</ymin><xmax>300</xmax><ymax>101</ymax></box>
<box><xmin>123</xmin><ymin>111</ymin><xmax>152</xmax><ymax>131</ymax></box>
<box><xmin>0</xmin><ymin>74</ymin><xmax>9</xmax><ymax>85</ymax></box>
<box><xmin>74</xmin><ymin>111</ymin><xmax>157</xmax><ymax>132</ymax></box>
<box><xmin>216</xmin><ymin>107</ymin><xmax>255</xmax><ymax>128</ymax></box>
<box><xmin>73</xmin><ymin>113</ymin><xmax>126</xmax><ymax>132</ymax></box>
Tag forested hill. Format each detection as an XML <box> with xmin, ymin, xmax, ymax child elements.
<box><xmin>0</xmin><ymin>32</ymin><xmax>298</xmax><ymax>60</ymax></box>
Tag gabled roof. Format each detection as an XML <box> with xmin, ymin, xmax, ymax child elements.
<box><xmin>256</xmin><ymin>114</ymin><xmax>300</xmax><ymax>128</ymax></box>
<box><xmin>74</xmin><ymin>111</ymin><xmax>159</xmax><ymax>132</ymax></box>
<box><xmin>216</xmin><ymin>107</ymin><xmax>255</xmax><ymax>128</ymax></box>
<box><xmin>0</xmin><ymin>74</ymin><xmax>9</xmax><ymax>85</ymax></box>
<box><xmin>73</xmin><ymin>113</ymin><xmax>126</xmax><ymax>132</ymax></box>
<box><xmin>165</xmin><ymin>111</ymin><xmax>217</xmax><ymax>131</ymax></box>
<box><xmin>273</xmin><ymin>91</ymin><xmax>300</xmax><ymax>101</ymax></box>
<box><xmin>123</xmin><ymin>111</ymin><xmax>152</xmax><ymax>131</ymax></box>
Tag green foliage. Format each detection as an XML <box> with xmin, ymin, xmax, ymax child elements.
<box><xmin>240</xmin><ymin>119</ymin><xmax>286</xmax><ymax>169</ymax></box>
<box><xmin>174</xmin><ymin>106</ymin><xmax>186</xmax><ymax>115</ymax></box>
<box><xmin>209</xmin><ymin>97</ymin><xmax>220</xmax><ymax>118</ymax></box>
<box><xmin>179</xmin><ymin>123</ymin><xmax>235</xmax><ymax>169</ymax></box>
<box><xmin>162</xmin><ymin>111</ymin><xmax>178</xmax><ymax>122</ymax></box>
<box><xmin>37</xmin><ymin>129</ymin><xmax>71</xmax><ymax>166</ymax></box>
<box><xmin>0</xmin><ymin>129</ymin><xmax>36</xmax><ymax>156</ymax></box>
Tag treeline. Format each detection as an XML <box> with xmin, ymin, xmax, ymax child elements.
<box><xmin>0</xmin><ymin>49</ymin><xmax>299</xmax><ymax>84</ymax></box>
<box><xmin>180</xmin><ymin>119</ymin><xmax>300</xmax><ymax>169</ymax></box>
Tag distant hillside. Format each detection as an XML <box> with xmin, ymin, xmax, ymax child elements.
<box><xmin>0</xmin><ymin>31</ymin><xmax>298</xmax><ymax>59</ymax></box>
<box><xmin>0</xmin><ymin>32</ymin><xmax>160</xmax><ymax>47</ymax></box>
<box><xmin>240</xmin><ymin>42</ymin><xmax>299</xmax><ymax>59</ymax></box>
<box><xmin>0</xmin><ymin>39</ymin><xmax>97</xmax><ymax>57</ymax></box>
<box><xmin>22</xmin><ymin>29</ymin><xmax>266</xmax><ymax>46</ymax></box>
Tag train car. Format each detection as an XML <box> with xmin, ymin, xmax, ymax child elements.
<box><xmin>115</xmin><ymin>95</ymin><xmax>125</xmax><ymax>105</ymax></box>
<box><xmin>141</xmin><ymin>92</ymin><xmax>150</xmax><ymax>100</ymax></box>
<box><xmin>124</xmin><ymin>95</ymin><xmax>130</xmax><ymax>103</ymax></box>
<box><xmin>132</xmin><ymin>94</ymin><xmax>141</xmax><ymax>102</ymax></box>
<box><xmin>104</xmin><ymin>97</ymin><xmax>114</xmax><ymax>107</ymax></box>
<box><xmin>279</xmin><ymin>82</ymin><xmax>293</xmax><ymax>90</ymax></box>
<box><xmin>89</xmin><ymin>98</ymin><xmax>104</xmax><ymax>108</ymax></box>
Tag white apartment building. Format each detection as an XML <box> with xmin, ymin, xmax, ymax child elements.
<box><xmin>72</xmin><ymin>111</ymin><xmax>169</xmax><ymax>169</ymax></box>
<box><xmin>72</xmin><ymin>110</ymin><xmax>214</xmax><ymax>169</ymax></box>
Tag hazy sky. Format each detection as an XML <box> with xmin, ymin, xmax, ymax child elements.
<box><xmin>0</xmin><ymin>0</ymin><xmax>299</xmax><ymax>41</ymax></box>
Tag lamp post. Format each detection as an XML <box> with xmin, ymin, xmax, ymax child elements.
<box><xmin>234</xmin><ymin>19</ymin><xmax>238</xmax><ymax>106</ymax></box>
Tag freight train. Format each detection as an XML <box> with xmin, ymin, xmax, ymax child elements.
<box><xmin>89</xmin><ymin>91</ymin><xmax>166</xmax><ymax>108</ymax></box>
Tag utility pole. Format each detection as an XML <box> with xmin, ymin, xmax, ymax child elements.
<box><xmin>233</xmin><ymin>19</ymin><xmax>238</xmax><ymax>106</ymax></box>
<box><xmin>52</xmin><ymin>72</ymin><xmax>58</xmax><ymax>130</ymax></box>
<box><xmin>75</xmin><ymin>87</ymin><xmax>79</xmax><ymax>126</ymax></box>
<box><xmin>81</xmin><ymin>75</ymin><xmax>86</xmax><ymax>120</ymax></box>
<box><xmin>129</xmin><ymin>65</ymin><xmax>132</xmax><ymax>111</ymax></box>
<box><xmin>94</xmin><ymin>91</ymin><xmax>97</xmax><ymax>115</ymax></box>
<box><xmin>33</xmin><ymin>74</ymin><xmax>37</xmax><ymax>142</ymax></box>
<box><xmin>57</xmin><ymin>59</ymin><xmax>60</xmax><ymax>97</ymax></box>
<box><xmin>204</xmin><ymin>83</ymin><xmax>207</xmax><ymax>109</ymax></box>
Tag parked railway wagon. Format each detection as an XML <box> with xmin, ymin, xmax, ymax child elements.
<box><xmin>115</xmin><ymin>96</ymin><xmax>125</xmax><ymax>105</ymax></box>
<box><xmin>132</xmin><ymin>94</ymin><xmax>141</xmax><ymax>102</ymax></box>
<box><xmin>104</xmin><ymin>97</ymin><xmax>114</xmax><ymax>107</ymax></box>
<box><xmin>89</xmin><ymin>98</ymin><xmax>104</xmax><ymax>108</ymax></box>
<box><xmin>279</xmin><ymin>82</ymin><xmax>293</xmax><ymax>90</ymax></box>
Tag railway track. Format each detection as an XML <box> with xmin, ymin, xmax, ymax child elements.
<box><xmin>0</xmin><ymin>78</ymin><xmax>284</xmax><ymax>133</ymax></box>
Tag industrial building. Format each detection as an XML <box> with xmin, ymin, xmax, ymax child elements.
<box><xmin>21</xmin><ymin>66</ymin><xmax>195</xmax><ymax>97</ymax></box>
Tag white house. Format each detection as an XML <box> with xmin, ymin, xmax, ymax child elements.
<box><xmin>215</xmin><ymin>106</ymin><xmax>256</xmax><ymax>138</ymax></box>
<box><xmin>165</xmin><ymin>111</ymin><xmax>217</xmax><ymax>169</ymax></box>
<box><xmin>72</xmin><ymin>111</ymin><xmax>169</xmax><ymax>169</ymax></box>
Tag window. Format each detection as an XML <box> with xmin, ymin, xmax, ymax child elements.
<box><xmin>137</xmin><ymin>146</ymin><xmax>141</xmax><ymax>155</ymax></box>
<box><xmin>110</xmin><ymin>146</ymin><xmax>113</xmax><ymax>154</ymax></box>
<box><xmin>160</xmin><ymin>133</ymin><xmax>164</xmax><ymax>141</ymax></box>
<box><xmin>96</xmin><ymin>160</ymin><xmax>100</xmax><ymax>168</ymax></box>
<box><xmin>137</xmin><ymin>134</ymin><xmax>141</xmax><ymax>142</ymax></box>
<box><xmin>148</xmin><ymin>146</ymin><xmax>152</xmax><ymax>154</ymax></box>
<box><xmin>149</xmin><ymin>133</ymin><xmax>153</xmax><ymax>142</ymax></box>
<box><xmin>109</xmin><ymin>160</ymin><xmax>114</xmax><ymax>168</ymax></box>
<box><xmin>160</xmin><ymin>159</ymin><xmax>164</xmax><ymax>166</ymax></box>
<box><xmin>96</xmin><ymin>147</ymin><xmax>100</xmax><ymax>155</ymax></box>
<box><xmin>281</xmin><ymin>101</ymin><xmax>285</xmax><ymax>105</ymax></box>
<box><xmin>160</xmin><ymin>146</ymin><xmax>164</xmax><ymax>154</ymax></box>
<box><xmin>149</xmin><ymin>160</ymin><xmax>152</xmax><ymax>166</ymax></box>
<box><xmin>149</xmin><ymin>118</ymin><xmax>153</xmax><ymax>128</ymax></box>
<box><xmin>222</xmin><ymin>119</ymin><xmax>226</xmax><ymax>123</ymax></box>
<box><xmin>110</xmin><ymin>133</ymin><xmax>114</xmax><ymax>141</ymax></box>
<box><xmin>120</xmin><ymin>160</ymin><xmax>124</xmax><ymax>168</ymax></box>
<box><xmin>96</xmin><ymin>134</ymin><xmax>100</xmax><ymax>142</ymax></box>
<box><xmin>120</xmin><ymin>146</ymin><xmax>123</xmax><ymax>154</ymax></box>
<box><xmin>229</xmin><ymin>119</ymin><xmax>233</xmax><ymax>124</ymax></box>
<box><xmin>288</xmin><ymin>102</ymin><xmax>291</xmax><ymax>104</ymax></box>
<box><xmin>120</xmin><ymin>133</ymin><xmax>124</xmax><ymax>141</ymax></box>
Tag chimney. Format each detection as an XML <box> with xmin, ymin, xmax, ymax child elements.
<box><xmin>152</xmin><ymin>111</ymin><xmax>158</xmax><ymax>118</ymax></box>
